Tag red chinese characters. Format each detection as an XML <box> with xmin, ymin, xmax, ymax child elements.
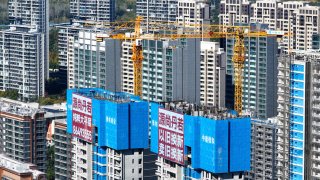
<box><xmin>72</xmin><ymin>94</ymin><xmax>93</xmax><ymax>143</ymax></box>
<box><xmin>158</xmin><ymin>108</ymin><xmax>184</xmax><ymax>165</ymax></box>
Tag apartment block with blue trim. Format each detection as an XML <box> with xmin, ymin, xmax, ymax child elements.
<box><xmin>66</xmin><ymin>88</ymin><xmax>151</xmax><ymax>180</ymax></box>
<box><xmin>225</xmin><ymin>23</ymin><xmax>278</xmax><ymax>119</ymax></box>
<box><xmin>150</xmin><ymin>102</ymin><xmax>251</xmax><ymax>179</ymax></box>
<box><xmin>277</xmin><ymin>51</ymin><xmax>320</xmax><ymax>179</ymax></box>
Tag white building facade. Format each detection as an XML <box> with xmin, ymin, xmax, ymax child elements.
<box><xmin>70</xmin><ymin>0</ymin><xmax>116</xmax><ymax>22</ymax></box>
<box><xmin>177</xmin><ymin>0</ymin><xmax>211</xmax><ymax>32</ymax></box>
<box><xmin>0</xmin><ymin>26</ymin><xmax>46</xmax><ymax>101</ymax></box>
<box><xmin>200</xmin><ymin>41</ymin><xmax>226</xmax><ymax>108</ymax></box>
<box><xmin>121</xmin><ymin>40</ymin><xmax>134</xmax><ymax>94</ymax></box>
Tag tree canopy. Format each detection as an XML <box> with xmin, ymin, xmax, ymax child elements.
<box><xmin>0</xmin><ymin>90</ymin><xmax>19</xmax><ymax>100</ymax></box>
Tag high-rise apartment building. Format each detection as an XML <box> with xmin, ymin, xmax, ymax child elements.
<box><xmin>58</xmin><ymin>25</ymin><xmax>81</xmax><ymax>74</ymax></box>
<box><xmin>277</xmin><ymin>50</ymin><xmax>320</xmax><ymax>180</ymax></box>
<box><xmin>73</xmin><ymin>31</ymin><xmax>121</xmax><ymax>91</ymax></box>
<box><xmin>250</xmin><ymin>1</ymin><xmax>319</xmax><ymax>51</ymax></box>
<box><xmin>8</xmin><ymin>0</ymin><xmax>49</xmax><ymax>33</ymax></box>
<box><xmin>59</xmin><ymin>0</ymin><xmax>116</xmax><ymax>84</ymax></box>
<box><xmin>53</xmin><ymin>119</ymin><xmax>72</xmax><ymax>180</ymax></box>
<box><xmin>226</xmin><ymin>24</ymin><xmax>278</xmax><ymax>119</ymax></box>
<box><xmin>246</xmin><ymin>118</ymin><xmax>277</xmax><ymax>180</ymax></box>
<box><xmin>7</xmin><ymin>0</ymin><xmax>49</xmax><ymax>80</ymax></box>
<box><xmin>219</xmin><ymin>0</ymin><xmax>320</xmax><ymax>51</ymax></box>
<box><xmin>177</xmin><ymin>0</ymin><xmax>211</xmax><ymax>31</ymax></box>
<box><xmin>277</xmin><ymin>52</ymin><xmax>291</xmax><ymax>180</ymax></box>
<box><xmin>58</xmin><ymin>25</ymin><xmax>92</xmax><ymax>89</ymax></box>
<box><xmin>0</xmin><ymin>26</ymin><xmax>46</xmax><ymax>101</ymax></box>
<box><xmin>276</xmin><ymin>1</ymin><xmax>306</xmax><ymax>31</ymax></box>
<box><xmin>142</xmin><ymin>39</ymin><xmax>200</xmax><ymax>103</ymax></box>
<box><xmin>66</xmin><ymin>88</ymin><xmax>151</xmax><ymax>180</ymax></box>
<box><xmin>294</xmin><ymin>6</ymin><xmax>320</xmax><ymax>51</ymax></box>
<box><xmin>200</xmin><ymin>41</ymin><xmax>226</xmax><ymax>108</ymax></box>
<box><xmin>277</xmin><ymin>1</ymin><xmax>306</xmax><ymax>51</ymax></box>
<box><xmin>121</xmin><ymin>40</ymin><xmax>134</xmax><ymax>94</ymax></box>
<box><xmin>0</xmin><ymin>98</ymin><xmax>47</xmax><ymax>172</ymax></box>
<box><xmin>0</xmin><ymin>0</ymin><xmax>49</xmax><ymax>100</ymax></box>
<box><xmin>136</xmin><ymin>0</ymin><xmax>211</xmax><ymax>32</ymax></box>
<box><xmin>136</xmin><ymin>0</ymin><xmax>178</xmax><ymax>30</ymax></box>
<box><xmin>123</xmin><ymin>39</ymin><xmax>225</xmax><ymax>107</ymax></box>
<box><xmin>219</xmin><ymin>0</ymin><xmax>251</xmax><ymax>26</ymax></box>
<box><xmin>70</xmin><ymin>0</ymin><xmax>116</xmax><ymax>22</ymax></box>
<box><xmin>150</xmin><ymin>102</ymin><xmax>251</xmax><ymax>179</ymax></box>
<box><xmin>250</xmin><ymin>0</ymin><xmax>278</xmax><ymax>30</ymax></box>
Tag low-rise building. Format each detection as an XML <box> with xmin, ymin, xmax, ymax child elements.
<box><xmin>0</xmin><ymin>154</ymin><xmax>46</xmax><ymax>180</ymax></box>
<box><xmin>0</xmin><ymin>98</ymin><xmax>47</xmax><ymax>172</ymax></box>
<box><xmin>53</xmin><ymin>119</ymin><xmax>72</xmax><ymax>180</ymax></box>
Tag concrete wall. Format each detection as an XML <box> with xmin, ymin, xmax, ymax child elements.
<box><xmin>104</xmin><ymin>39</ymin><xmax>122</xmax><ymax>92</ymax></box>
<box><xmin>173</xmin><ymin>38</ymin><xmax>201</xmax><ymax>104</ymax></box>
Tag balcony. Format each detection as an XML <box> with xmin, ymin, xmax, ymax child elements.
<box><xmin>313</xmin><ymin>163</ymin><xmax>320</xmax><ymax>170</ymax></box>
<box><xmin>114</xmin><ymin>162</ymin><xmax>121</xmax><ymax>170</ymax></box>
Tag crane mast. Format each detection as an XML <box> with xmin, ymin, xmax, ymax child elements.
<box><xmin>232</xmin><ymin>28</ymin><xmax>245</xmax><ymax>116</ymax></box>
<box><xmin>132</xmin><ymin>16</ymin><xmax>143</xmax><ymax>97</ymax></box>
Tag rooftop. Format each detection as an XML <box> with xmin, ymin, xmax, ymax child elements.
<box><xmin>0</xmin><ymin>98</ymin><xmax>41</xmax><ymax>117</ymax></box>
<box><xmin>252</xmin><ymin>118</ymin><xmax>277</xmax><ymax>127</ymax></box>
<box><xmin>54</xmin><ymin>118</ymin><xmax>67</xmax><ymax>125</ymax></box>
<box><xmin>281</xmin><ymin>50</ymin><xmax>320</xmax><ymax>63</ymax></box>
<box><xmin>160</xmin><ymin>101</ymin><xmax>238</xmax><ymax>120</ymax></box>
<box><xmin>42</xmin><ymin>103</ymin><xmax>67</xmax><ymax>119</ymax></box>
<box><xmin>0</xmin><ymin>154</ymin><xmax>45</xmax><ymax>178</ymax></box>
<box><xmin>70</xmin><ymin>88</ymin><xmax>141</xmax><ymax>103</ymax></box>
<box><xmin>58</xmin><ymin>22</ymin><xmax>116</xmax><ymax>33</ymax></box>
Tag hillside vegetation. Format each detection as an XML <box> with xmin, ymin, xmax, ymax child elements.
<box><xmin>116</xmin><ymin>0</ymin><xmax>136</xmax><ymax>21</ymax></box>
<box><xmin>50</xmin><ymin>0</ymin><xmax>70</xmax><ymax>23</ymax></box>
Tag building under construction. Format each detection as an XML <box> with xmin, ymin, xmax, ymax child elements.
<box><xmin>66</xmin><ymin>88</ymin><xmax>157</xmax><ymax>180</ymax></box>
<box><xmin>150</xmin><ymin>101</ymin><xmax>251</xmax><ymax>179</ymax></box>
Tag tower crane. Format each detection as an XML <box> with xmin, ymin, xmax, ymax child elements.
<box><xmin>93</xmin><ymin>17</ymin><xmax>286</xmax><ymax>116</ymax></box>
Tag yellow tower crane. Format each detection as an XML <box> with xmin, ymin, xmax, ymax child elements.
<box><xmin>94</xmin><ymin>16</ymin><xmax>287</xmax><ymax>115</ymax></box>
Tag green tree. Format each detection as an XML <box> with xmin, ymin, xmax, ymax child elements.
<box><xmin>0</xmin><ymin>89</ymin><xmax>19</xmax><ymax>100</ymax></box>
<box><xmin>49</xmin><ymin>28</ymin><xmax>60</xmax><ymax>69</ymax></box>
<box><xmin>116</xmin><ymin>0</ymin><xmax>136</xmax><ymax>21</ymax></box>
<box><xmin>38</xmin><ymin>96</ymin><xmax>65</xmax><ymax>105</ymax></box>
<box><xmin>49</xmin><ymin>0</ymin><xmax>70</xmax><ymax>23</ymax></box>
<box><xmin>46</xmin><ymin>145</ymin><xmax>55</xmax><ymax>180</ymax></box>
<box><xmin>211</xmin><ymin>0</ymin><xmax>220</xmax><ymax>24</ymax></box>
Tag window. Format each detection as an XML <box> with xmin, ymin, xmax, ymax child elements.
<box><xmin>138</xmin><ymin>159</ymin><xmax>142</xmax><ymax>164</ymax></box>
<box><xmin>139</xmin><ymin>168</ymin><xmax>142</xmax><ymax>174</ymax></box>
<box><xmin>132</xmin><ymin>169</ymin><xmax>134</xmax><ymax>173</ymax></box>
<box><xmin>132</xmin><ymin>159</ymin><xmax>134</xmax><ymax>164</ymax></box>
